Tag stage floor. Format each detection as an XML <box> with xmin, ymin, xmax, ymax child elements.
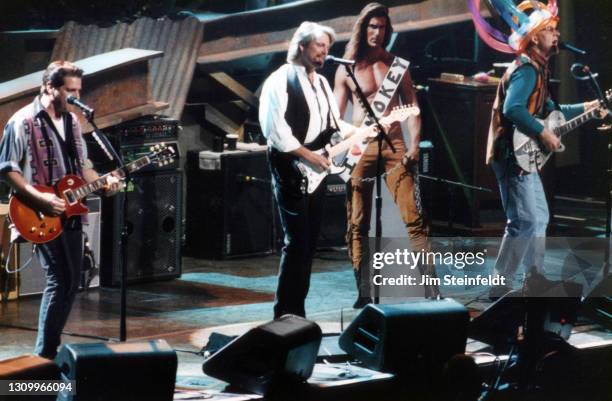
<box><xmin>1</xmin><ymin>248</ymin><xmax>611</xmax><ymax>401</ymax></box>
<box><xmin>0</xmin><ymin>194</ymin><xmax>610</xmax><ymax>398</ymax></box>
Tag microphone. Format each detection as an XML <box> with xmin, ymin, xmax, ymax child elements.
<box><xmin>66</xmin><ymin>95</ymin><xmax>94</xmax><ymax>118</ymax></box>
<box><xmin>571</xmin><ymin>63</ymin><xmax>599</xmax><ymax>79</ymax></box>
<box><xmin>413</xmin><ymin>84</ymin><xmax>429</xmax><ymax>92</ymax></box>
<box><xmin>325</xmin><ymin>55</ymin><xmax>355</xmax><ymax>66</ymax></box>
<box><xmin>559</xmin><ymin>42</ymin><xmax>587</xmax><ymax>56</ymax></box>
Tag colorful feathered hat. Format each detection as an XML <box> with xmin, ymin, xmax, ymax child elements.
<box><xmin>468</xmin><ymin>0</ymin><xmax>559</xmax><ymax>54</ymax></box>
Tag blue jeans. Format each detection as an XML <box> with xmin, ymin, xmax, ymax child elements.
<box><xmin>492</xmin><ymin>160</ymin><xmax>549</xmax><ymax>284</ymax></box>
<box><xmin>34</xmin><ymin>218</ymin><xmax>83</xmax><ymax>359</ymax></box>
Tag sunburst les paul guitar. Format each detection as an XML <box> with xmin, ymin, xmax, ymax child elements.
<box><xmin>295</xmin><ymin>105</ymin><xmax>420</xmax><ymax>194</ymax></box>
<box><xmin>513</xmin><ymin>89</ymin><xmax>611</xmax><ymax>173</ymax></box>
<box><xmin>9</xmin><ymin>143</ymin><xmax>175</xmax><ymax>244</ymax></box>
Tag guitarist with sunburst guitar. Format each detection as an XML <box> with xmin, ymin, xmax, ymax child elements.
<box><xmin>0</xmin><ymin>61</ymin><xmax>125</xmax><ymax>359</ymax></box>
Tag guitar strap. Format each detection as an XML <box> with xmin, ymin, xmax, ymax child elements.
<box><xmin>37</xmin><ymin>115</ymin><xmax>55</xmax><ymax>186</ymax></box>
<box><xmin>338</xmin><ymin>56</ymin><xmax>410</xmax><ymax>182</ymax></box>
<box><xmin>38</xmin><ymin>112</ymin><xmax>79</xmax><ymax>176</ymax></box>
<box><xmin>318</xmin><ymin>78</ymin><xmax>339</xmax><ymax>133</ymax></box>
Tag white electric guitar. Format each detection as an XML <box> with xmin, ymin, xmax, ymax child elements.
<box><xmin>514</xmin><ymin>90</ymin><xmax>610</xmax><ymax>172</ymax></box>
<box><xmin>294</xmin><ymin>105</ymin><xmax>420</xmax><ymax>193</ymax></box>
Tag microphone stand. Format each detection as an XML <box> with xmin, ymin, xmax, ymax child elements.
<box><xmin>344</xmin><ymin>65</ymin><xmax>396</xmax><ymax>304</ymax></box>
<box><xmin>85</xmin><ymin>113</ymin><xmax>130</xmax><ymax>342</ymax></box>
<box><xmin>585</xmin><ymin>69</ymin><xmax>612</xmax><ymax>277</ymax></box>
<box><xmin>571</xmin><ymin>64</ymin><xmax>611</xmax><ymax>275</ymax></box>
<box><xmin>418</xmin><ymin>174</ymin><xmax>492</xmax><ymax>232</ymax></box>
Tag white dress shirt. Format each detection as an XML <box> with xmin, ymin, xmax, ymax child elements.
<box><xmin>259</xmin><ymin>63</ymin><xmax>350</xmax><ymax>153</ymax></box>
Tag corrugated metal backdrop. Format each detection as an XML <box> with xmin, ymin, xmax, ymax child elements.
<box><xmin>51</xmin><ymin>16</ymin><xmax>203</xmax><ymax>120</ymax></box>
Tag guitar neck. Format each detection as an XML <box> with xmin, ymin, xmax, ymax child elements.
<box><xmin>328</xmin><ymin>117</ymin><xmax>395</xmax><ymax>158</ymax></box>
<box><xmin>328</xmin><ymin>127</ymin><xmax>371</xmax><ymax>158</ymax></box>
<box><xmin>70</xmin><ymin>155</ymin><xmax>151</xmax><ymax>201</ymax></box>
<box><xmin>555</xmin><ymin>107</ymin><xmax>599</xmax><ymax>137</ymax></box>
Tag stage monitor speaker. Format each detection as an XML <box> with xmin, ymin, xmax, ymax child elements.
<box><xmin>54</xmin><ymin>339</ymin><xmax>177</xmax><ymax>401</ymax></box>
<box><xmin>470</xmin><ymin>281</ymin><xmax>583</xmax><ymax>351</ymax></box>
<box><xmin>339</xmin><ymin>299</ymin><xmax>469</xmax><ymax>376</ymax></box>
<box><xmin>100</xmin><ymin>170</ymin><xmax>182</xmax><ymax>286</ymax></box>
<box><xmin>17</xmin><ymin>196</ymin><xmax>102</xmax><ymax>297</ymax></box>
<box><xmin>202</xmin><ymin>314</ymin><xmax>322</xmax><ymax>395</ymax></box>
<box><xmin>468</xmin><ymin>290</ymin><xmax>524</xmax><ymax>352</ymax></box>
<box><xmin>185</xmin><ymin>150</ymin><xmax>273</xmax><ymax>259</ymax></box>
<box><xmin>582</xmin><ymin>273</ymin><xmax>612</xmax><ymax>330</ymax></box>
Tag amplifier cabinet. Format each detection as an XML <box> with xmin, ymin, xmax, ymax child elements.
<box><xmin>186</xmin><ymin>150</ymin><xmax>274</xmax><ymax>259</ymax></box>
<box><xmin>17</xmin><ymin>196</ymin><xmax>102</xmax><ymax>297</ymax></box>
<box><xmin>273</xmin><ymin>174</ymin><xmax>349</xmax><ymax>251</ymax></box>
<box><xmin>100</xmin><ymin>170</ymin><xmax>182</xmax><ymax>286</ymax></box>
<box><xmin>317</xmin><ymin>175</ymin><xmax>348</xmax><ymax>249</ymax></box>
<box><xmin>424</xmin><ymin>78</ymin><xmax>498</xmax><ymax>227</ymax></box>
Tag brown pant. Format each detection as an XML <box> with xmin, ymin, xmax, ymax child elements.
<box><xmin>346</xmin><ymin>141</ymin><xmax>429</xmax><ymax>271</ymax></box>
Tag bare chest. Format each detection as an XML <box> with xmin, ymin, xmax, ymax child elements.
<box><xmin>348</xmin><ymin>61</ymin><xmax>391</xmax><ymax>100</ymax></box>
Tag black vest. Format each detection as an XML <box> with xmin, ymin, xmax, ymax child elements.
<box><xmin>268</xmin><ymin>65</ymin><xmax>335</xmax><ymax>194</ymax></box>
<box><xmin>284</xmin><ymin>65</ymin><xmax>310</xmax><ymax>145</ymax></box>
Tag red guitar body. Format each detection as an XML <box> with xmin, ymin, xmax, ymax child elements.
<box><xmin>9</xmin><ymin>174</ymin><xmax>89</xmax><ymax>244</ymax></box>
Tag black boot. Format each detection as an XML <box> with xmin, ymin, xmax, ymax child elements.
<box><xmin>353</xmin><ymin>269</ymin><xmax>372</xmax><ymax>309</ymax></box>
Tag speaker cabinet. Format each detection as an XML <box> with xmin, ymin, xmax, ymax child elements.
<box><xmin>17</xmin><ymin>196</ymin><xmax>101</xmax><ymax>297</ymax></box>
<box><xmin>185</xmin><ymin>150</ymin><xmax>273</xmax><ymax>258</ymax></box>
<box><xmin>100</xmin><ymin>170</ymin><xmax>182</xmax><ymax>286</ymax></box>
<box><xmin>202</xmin><ymin>315</ymin><xmax>322</xmax><ymax>395</ymax></box>
<box><xmin>317</xmin><ymin>175</ymin><xmax>348</xmax><ymax>249</ymax></box>
<box><xmin>339</xmin><ymin>299</ymin><xmax>469</xmax><ymax>376</ymax></box>
<box><xmin>54</xmin><ymin>339</ymin><xmax>177</xmax><ymax>401</ymax></box>
<box><xmin>424</xmin><ymin>78</ymin><xmax>498</xmax><ymax>227</ymax></box>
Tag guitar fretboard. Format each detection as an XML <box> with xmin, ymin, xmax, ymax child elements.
<box><xmin>70</xmin><ymin>156</ymin><xmax>151</xmax><ymax>201</ymax></box>
<box><xmin>554</xmin><ymin>107</ymin><xmax>600</xmax><ymax>137</ymax></box>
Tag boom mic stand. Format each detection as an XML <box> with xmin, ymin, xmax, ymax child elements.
<box><xmin>83</xmin><ymin>111</ymin><xmax>131</xmax><ymax>342</ymax></box>
<box><xmin>570</xmin><ymin>63</ymin><xmax>612</xmax><ymax>276</ymax></box>
<box><xmin>344</xmin><ymin>65</ymin><xmax>396</xmax><ymax>304</ymax></box>
<box><xmin>418</xmin><ymin>174</ymin><xmax>493</xmax><ymax>231</ymax></box>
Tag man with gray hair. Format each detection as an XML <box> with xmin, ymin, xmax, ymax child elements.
<box><xmin>260</xmin><ymin>21</ymin><xmax>371</xmax><ymax>318</ymax></box>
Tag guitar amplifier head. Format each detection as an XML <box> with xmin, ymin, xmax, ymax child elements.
<box><xmin>120</xmin><ymin>141</ymin><xmax>181</xmax><ymax>172</ymax></box>
<box><xmin>106</xmin><ymin>116</ymin><xmax>180</xmax><ymax>145</ymax></box>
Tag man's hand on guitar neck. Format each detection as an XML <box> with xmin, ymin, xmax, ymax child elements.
<box><xmin>83</xmin><ymin>168</ymin><xmax>124</xmax><ymax>197</ymax></box>
<box><xmin>539</xmin><ymin>127</ymin><xmax>561</xmax><ymax>152</ymax></box>
<box><xmin>101</xmin><ymin>172</ymin><xmax>125</xmax><ymax>196</ymax></box>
